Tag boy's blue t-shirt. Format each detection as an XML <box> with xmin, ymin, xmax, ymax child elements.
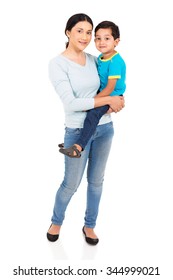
<box><xmin>97</xmin><ymin>52</ymin><xmax>126</xmax><ymax>96</ymax></box>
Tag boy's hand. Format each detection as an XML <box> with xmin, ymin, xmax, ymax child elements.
<box><xmin>106</xmin><ymin>107</ymin><xmax>114</xmax><ymax>114</ymax></box>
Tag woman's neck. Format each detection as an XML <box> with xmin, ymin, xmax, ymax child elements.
<box><xmin>62</xmin><ymin>48</ymin><xmax>86</xmax><ymax>66</ymax></box>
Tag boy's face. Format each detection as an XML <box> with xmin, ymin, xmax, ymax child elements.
<box><xmin>94</xmin><ymin>28</ymin><xmax>119</xmax><ymax>55</ymax></box>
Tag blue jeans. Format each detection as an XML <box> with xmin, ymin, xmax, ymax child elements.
<box><xmin>51</xmin><ymin>121</ymin><xmax>114</xmax><ymax>228</ymax></box>
<box><xmin>76</xmin><ymin>105</ymin><xmax>109</xmax><ymax>150</ymax></box>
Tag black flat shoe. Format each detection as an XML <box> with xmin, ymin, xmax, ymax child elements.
<box><xmin>47</xmin><ymin>232</ymin><xmax>59</xmax><ymax>242</ymax></box>
<box><xmin>47</xmin><ymin>225</ymin><xmax>59</xmax><ymax>242</ymax></box>
<box><xmin>82</xmin><ymin>226</ymin><xmax>99</xmax><ymax>245</ymax></box>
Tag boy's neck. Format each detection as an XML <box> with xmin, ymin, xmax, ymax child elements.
<box><xmin>102</xmin><ymin>50</ymin><xmax>117</xmax><ymax>59</ymax></box>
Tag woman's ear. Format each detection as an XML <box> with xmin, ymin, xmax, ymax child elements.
<box><xmin>66</xmin><ymin>31</ymin><xmax>70</xmax><ymax>38</ymax></box>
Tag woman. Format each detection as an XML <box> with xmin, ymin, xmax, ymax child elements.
<box><xmin>47</xmin><ymin>13</ymin><xmax>124</xmax><ymax>245</ymax></box>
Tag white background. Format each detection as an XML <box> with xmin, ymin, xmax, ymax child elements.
<box><xmin>0</xmin><ymin>0</ymin><xmax>173</xmax><ymax>279</ymax></box>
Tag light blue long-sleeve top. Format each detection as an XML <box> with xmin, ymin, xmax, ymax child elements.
<box><xmin>49</xmin><ymin>52</ymin><xmax>112</xmax><ymax>128</ymax></box>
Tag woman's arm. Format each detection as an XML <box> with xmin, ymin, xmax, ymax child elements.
<box><xmin>49</xmin><ymin>59</ymin><xmax>95</xmax><ymax>111</ymax></box>
<box><xmin>94</xmin><ymin>95</ymin><xmax>124</xmax><ymax>112</ymax></box>
<box><xmin>49</xmin><ymin>58</ymin><xmax>124</xmax><ymax>112</ymax></box>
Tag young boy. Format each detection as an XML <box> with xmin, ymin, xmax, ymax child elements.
<box><xmin>59</xmin><ymin>21</ymin><xmax>126</xmax><ymax>158</ymax></box>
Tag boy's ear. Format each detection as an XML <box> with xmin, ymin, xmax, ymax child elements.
<box><xmin>114</xmin><ymin>38</ymin><xmax>120</xmax><ymax>46</ymax></box>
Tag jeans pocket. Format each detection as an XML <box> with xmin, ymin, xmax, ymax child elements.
<box><xmin>65</xmin><ymin>127</ymin><xmax>82</xmax><ymax>136</ymax></box>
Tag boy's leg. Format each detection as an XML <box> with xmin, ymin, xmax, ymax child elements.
<box><xmin>76</xmin><ymin>105</ymin><xmax>109</xmax><ymax>150</ymax></box>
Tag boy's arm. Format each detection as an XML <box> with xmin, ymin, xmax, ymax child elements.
<box><xmin>95</xmin><ymin>78</ymin><xmax>117</xmax><ymax>98</ymax></box>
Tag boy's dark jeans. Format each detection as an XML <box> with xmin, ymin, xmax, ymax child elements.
<box><xmin>76</xmin><ymin>105</ymin><xmax>109</xmax><ymax>150</ymax></box>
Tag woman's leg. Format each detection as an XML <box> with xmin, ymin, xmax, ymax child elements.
<box><xmin>51</xmin><ymin>128</ymin><xmax>90</xmax><ymax>225</ymax></box>
<box><xmin>84</xmin><ymin>122</ymin><xmax>114</xmax><ymax>228</ymax></box>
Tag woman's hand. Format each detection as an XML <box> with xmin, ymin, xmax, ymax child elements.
<box><xmin>110</xmin><ymin>96</ymin><xmax>125</xmax><ymax>113</ymax></box>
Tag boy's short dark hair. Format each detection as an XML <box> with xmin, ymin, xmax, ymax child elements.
<box><xmin>95</xmin><ymin>21</ymin><xmax>120</xmax><ymax>40</ymax></box>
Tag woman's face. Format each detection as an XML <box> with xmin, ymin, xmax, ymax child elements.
<box><xmin>67</xmin><ymin>21</ymin><xmax>93</xmax><ymax>51</ymax></box>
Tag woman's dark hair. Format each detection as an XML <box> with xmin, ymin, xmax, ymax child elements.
<box><xmin>65</xmin><ymin>13</ymin><xmax>93</xmax><ymax>48</ymax></box>
<box><xmin>95</xmin><ymin>21</ymin><xmax>120</xmax><ymax>40</ymax></box>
